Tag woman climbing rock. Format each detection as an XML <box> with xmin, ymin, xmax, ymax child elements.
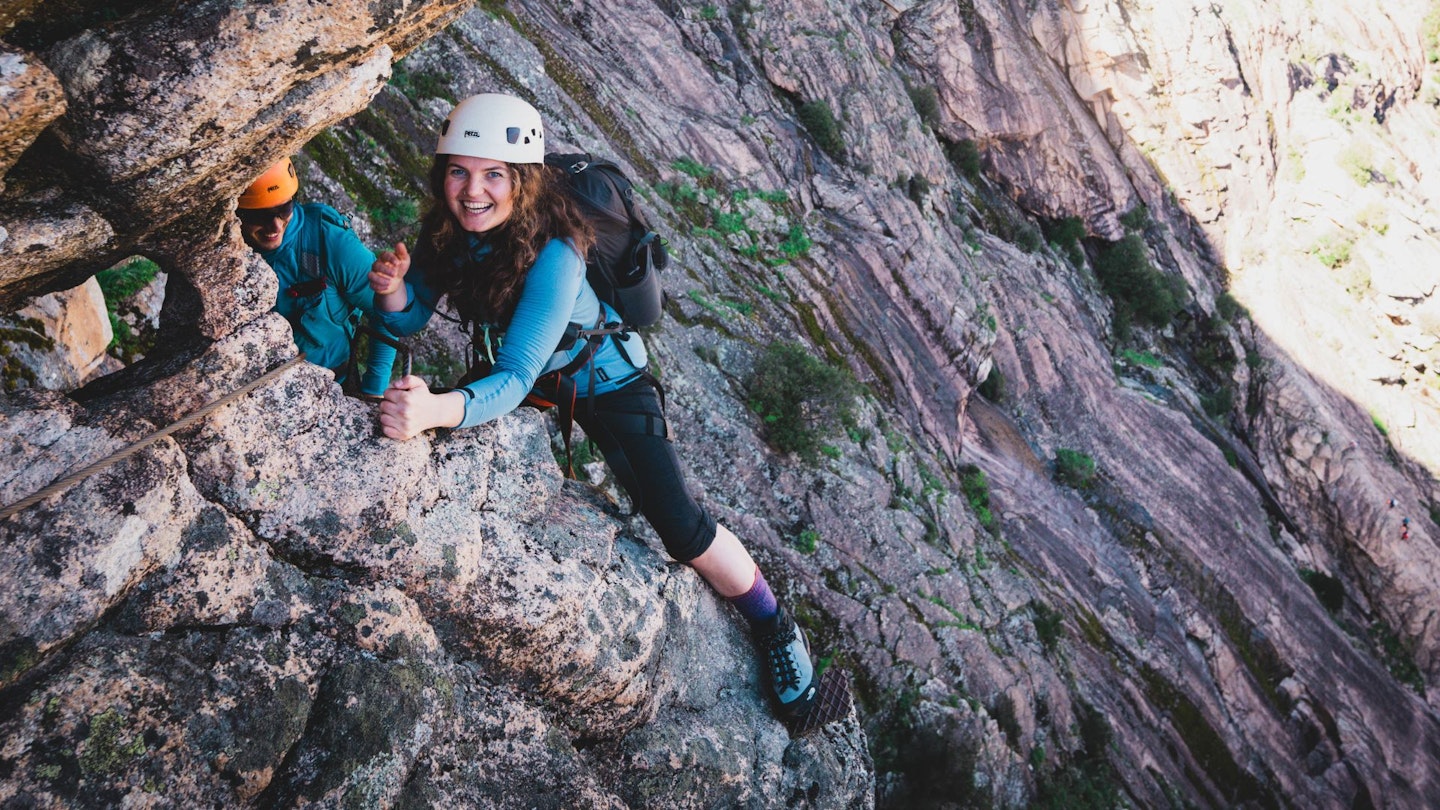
<box><xmin>367</xmin><ymin>93</ymin><xmax>826</xmax><ymax>724</ymax></box>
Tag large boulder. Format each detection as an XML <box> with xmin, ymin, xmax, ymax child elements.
<box><xmin>0</xmin><ymin>41</ymin><xmax>63</xmax><ymax>186</ymax></box>
<box><xmin>5</xmin><ymin>276</ymin><xmax>116</xmax><ymax>390</ymax></box>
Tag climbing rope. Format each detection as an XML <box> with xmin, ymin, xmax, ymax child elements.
<box><xmin>0</xmin><ymin>354</ymin><xmax>309</xmax><ymax>521</ymax></box>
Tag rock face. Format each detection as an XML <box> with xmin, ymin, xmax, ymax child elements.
<box><xmin>3</xmin><ymin>0</ymin><xmax>1440</xmax><ymax>808</ymax></box>
<box><xmin>0</xmin><ymin>317</ymin><xmax>873</xmax><ymax>807</ymax></box>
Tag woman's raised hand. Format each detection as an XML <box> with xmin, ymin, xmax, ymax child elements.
<box><xmin>369</xmin><ymin>242</ymin><xmax>410</xmax><ymax>303</ymax></box>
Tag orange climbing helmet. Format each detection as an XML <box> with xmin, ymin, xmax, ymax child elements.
<box><xmin>238</xmin><ymin>157</ymin><xmax>299</xmax><ymax>209</ymax></box>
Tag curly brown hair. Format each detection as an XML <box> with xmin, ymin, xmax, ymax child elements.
<box><xmin>418</xmin><ymin>156</ymin><xmax>594</xmax><ymax>324</ymax></box>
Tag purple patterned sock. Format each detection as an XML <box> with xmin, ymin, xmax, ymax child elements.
<box><xmin>727</xmin><ymin>566</ymin><xmax>779</xmax><ymax>624</ymax></box>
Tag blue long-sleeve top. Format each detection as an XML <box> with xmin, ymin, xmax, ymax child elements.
<box><xmin>260</xmin><ymin>202</ymin><xmax>396</xmax><ymax>396</ymax></box>
<box><xmin>377</xmin><ymin>236</ymin><xmax>648</xmax><ymax>428</ymax></box>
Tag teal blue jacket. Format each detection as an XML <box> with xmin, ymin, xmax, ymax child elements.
<box><xmin>377</xmin><ymin>237</ymin><xmax>648</xmax><ymax>428</ymax></box>
<box><xmin>258</xmin><ymin>203</ymin><xmax>395</xmax><ymax>396</ymax></box>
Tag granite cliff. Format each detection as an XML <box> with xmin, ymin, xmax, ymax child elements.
<box><xmin>3</xmin><ymin>0</ymin><xmax>1440</xmax><ymax>807</ymax></box>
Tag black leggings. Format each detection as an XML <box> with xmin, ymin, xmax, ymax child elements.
<box><xmin>572</xmin><ymin>376</ymin><xmax>717</xmax><ymax>562</ymax></box>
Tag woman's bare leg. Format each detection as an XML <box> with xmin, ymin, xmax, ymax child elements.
<box><xmin>687</xmin><ymin>523</ymin><xmax>759</xmax><ymax>597</ymax></box>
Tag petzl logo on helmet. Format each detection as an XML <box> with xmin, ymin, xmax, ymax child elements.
<box><xmin>464</xmin><ymin>130</ymin><xmax>481</xmax><ymax>138</ymax></box>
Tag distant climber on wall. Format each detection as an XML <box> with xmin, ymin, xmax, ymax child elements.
<box><xmin>237</xmin><ymin>157</ymin><xmax>397</xmax><ymax>397</ymax></box>
<box><xmin>366</xmin><ymin>93</ymin><xmax>846</xmax><ymax>730</ymax></box>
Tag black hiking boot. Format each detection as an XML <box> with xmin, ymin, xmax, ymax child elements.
<box><xmin>752</xmin><ymin>608</ymin><xmax>818</xmax><ymax>720</ymax></box>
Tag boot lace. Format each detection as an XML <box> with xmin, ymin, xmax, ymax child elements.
<box><xmin>763</xmin><ymin>627</ymin><xmax>802</xmax><ymax>693</ymax></box>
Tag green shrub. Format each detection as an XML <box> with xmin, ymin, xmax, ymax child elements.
<box><xmin>796</xmin><ymin>528</ymin><xmax>820</xmax><ymax>554</ymax></box>
<box><xmin>1337</xmin><ymin>141</ymin><xmax>1378</xmax><ymax>185</ymax></box>
<box><xmin>1032</xmin><ymin>700</ymin><xmax>1121</xmax><ymax>809</ymax></box>
<box><xmin>655</xmin><ymin>181</ymin><xmax>700</xmax><ymax>205</ymax></box>
<box><xmin>907</xmin><ymin>174</ymin><xmax>931</xmax><ymax>206</ymax></box>
<box><xmin>1042</xmin><ymin>216</ymin><xmax>1087</xmax><ymax>265</ymax></box>
<box><xmin>991</xmin><ymin>693</ymin><xmax>1022</xmax><ymax>749</ymax></box>
<box><xmin>1033</xmin><ymin>759</ymin><xmax>1123</xmax><ymax>810</ymax></box>
<box><xmin>947</xmin><ymin>139</ymin><xmax>982</xmax><ymax>180</ymax></box>
<box><xmin>672</xmin><ymin>156</ymin><xmax>714</xmax><ymax>179</ymax></box>
<box><xmin>96</xmin><ymin>257</ymin><xmax>160</xmax><ymax>302</ymax></box>
<box><xmin>977</xmin><ymin>366</ymin><xmax>1005</xmax><ymax>401</ymax></box>
<box><xmin>797</xmin><ymin>100</ymin><xmax>845</xmax><ymax>159</ymax></box>
<box><xmin>1215</xmin><ymin>291</ymin><xmax>1246</xmax><ymax>322</ymax></box>
<box><xmin>777</xmin><ymin>223</ymin><xmax>812</xmax><ymax>259</ymax></box>
<box><xmin>1054</xmin><ymin>448</ymin><xmax>1096</xmax><ymax>488</ymax></box>
<box><xmin>1312</xmin><ymin>233</ymin><xmax>1354</xmax><ymax>269</ymax></box>
<box><xmin>366</xmin><ymin>198</ymin><xmax>419</xmax><ymax>240</ymax></box>
<box><xmin>1371</xmin><ymin>412</ymin><xmax>1388</xmax><ymax>437</ymax></box>
<box><xmin>1192</xmin><ymin>322</ymin><xmax>1238</xmax><ymax>377</ymax></box>
<box><xmin>1046</xmin><ymin>216</ymin><xmax>1086</xmax><ymax>245</ymax></box>
<box><xmin>714</xmin><ymin>210</ymin><xmax>748</xmax><ymax>235</ymax></box>
<box><xmin>96</xmin><ymin>257</ymin><xmax>162</xmax><ymax>361</ymax></box>
<box><xmin>1118</xmin><ymin>204</ymin><xmax>1150</xmax><ymax>232</ymax></box>
<box><xmin>1110</xmin><ymin>307</ymin><xmax>1134</xmax><ymax>343</ymax></box>
<box><xmin>1369</xmin><ymin>621</ymin><xmax>1425</xmax><ymax>694</ymax></box>
<box><xmin>389</xmin><ymin>62</ymin><xmax>456</xmax><ymax>103</ymax></box>
<box><xmin>907</xmin><ymin>84</ymin><xmax>942</xmax><ymax>129</ymax></box>
<box><xmin>747</xmin><ymin>342</ymin><xmax>858</xmax><ymax>460</ymax></box>
<box><xmin>1031</xmin><ymin>600</ymin><xmax>1063</xmax><ymax>652</ymax></box>
<box><xmin>959</xmin><ymin>464</ymin><xmax>997</xmax><ymax>534</ymax></box>
<box><xmin>1093</xmin><ymin>234</ymin><xmax>1185</xmax><ymax>329</ymax></box>
<box><xmin>1299</xmin><ymin>569</ymin><xmax>1345</xmax><ymax>614</ymax></box>
<box><xmin>1200</xmin><ymin>386</ymin><xmax>1234</xmax><ymax>418</ymax></box>
<box><xmin>303</xmin><ymin>129</ymin><xmax>388</xmax><ymax>213</ymax></box>
<box><xmin>1118</xmin><ymin>348</ymin><xmax>1163</xmax><ymax>368</ymax></box>
<box><xmin>1014</xmin><ymin>221</ymin><xmax>1044</xmax><ymax>253</ymax></box>
<box><xmin>1425</xmin><ymin>6</ymin><xmax>1440</xmax><ymax>62</ymax></box>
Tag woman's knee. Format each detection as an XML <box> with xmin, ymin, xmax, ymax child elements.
<box><xmin>659</xmin><ymin>511</ymin><xmax>717</xmax><ymax>562</ymax></box>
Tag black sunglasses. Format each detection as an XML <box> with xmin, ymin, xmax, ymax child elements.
<box><xmin>236</xmin><ymin>200</ymin><xmax>295</xmax><ymax>225</ymax></box>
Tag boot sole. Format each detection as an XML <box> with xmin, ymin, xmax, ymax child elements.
<box><xmin>786</xmin><ymin>668</ymin><xmax>852</xmax><ymax>737</ymax></box>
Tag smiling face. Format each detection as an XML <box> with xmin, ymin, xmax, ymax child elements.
<box><xmin>237</xmin><ymin>200</ymin><xmax>295</xmax><ymax>252</ymax></box>
<box><xmin>442</xmin><ymin>155</ymin><xmax>515</xmax><ymax>233</ymax></box>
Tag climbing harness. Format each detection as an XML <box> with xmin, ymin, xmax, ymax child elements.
<box><xmin>526</xmin><ymin>316</ymin><xmax>668</xmax><ymax>518</ymax></box>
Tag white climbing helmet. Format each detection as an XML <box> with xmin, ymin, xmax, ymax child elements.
<box><xmin>435</xmin><ymin>93</ymin><xmax>545</xmax><ymax>164</ymax></box>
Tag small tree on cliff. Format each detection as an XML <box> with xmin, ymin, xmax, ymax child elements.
<box><xmin>747</xmin><ymin>342</ymin><xmax>858</xmax><ymax>461</ymax></box>
<box><xmin>1093</xmin><ymin>234</ymin><xmax>1187</xmax><ymax>335</ymax></box>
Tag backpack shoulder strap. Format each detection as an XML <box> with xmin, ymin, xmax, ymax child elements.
<box><xmin>297</xmin><ymin>202</ymin><xmax>352</xmax><ymax>281</ymax></box>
